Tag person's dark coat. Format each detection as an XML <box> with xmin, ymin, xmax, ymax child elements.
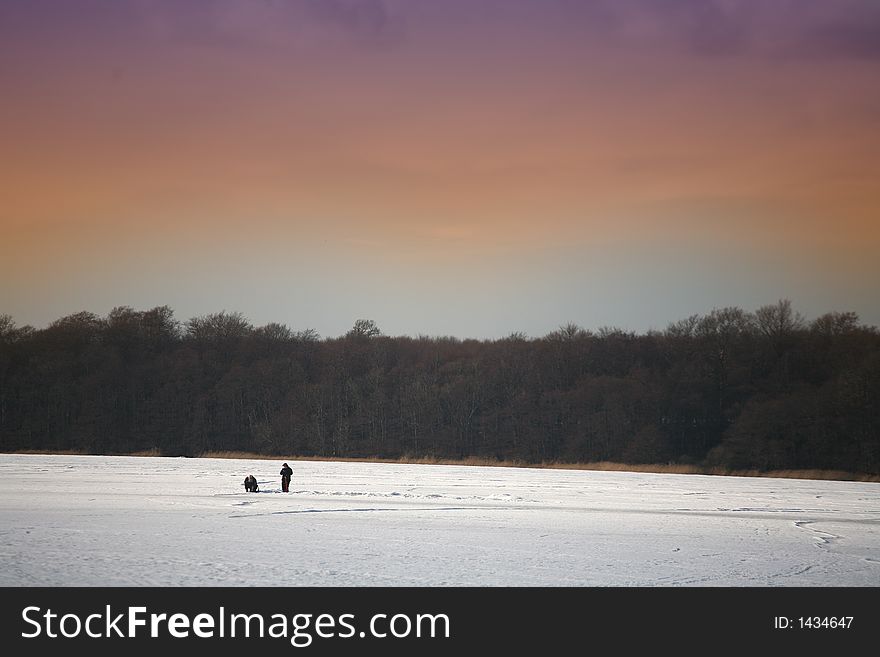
<box><xmin>244</xmin><ymin>475</ymin><xmax>258</xmax><ymax>492</ymax></box>
<box><xmin>280</xmin><ymin>463</ymin><xmax>293</xmax><ymax>491</ymax></box>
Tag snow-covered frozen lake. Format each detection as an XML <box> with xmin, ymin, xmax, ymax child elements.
<box><xmin>0</xmin><ymin>454</ymin><xmax>877</xmax><ymax>586</ymax></box>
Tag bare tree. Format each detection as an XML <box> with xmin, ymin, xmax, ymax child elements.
<box><xmin>545</xmin><ymin>322</ymin><xmax>589</xmax><ymax>341</ymax></box>
<box><xmin>1</xmin><ymin>302</ymin><xmax>877</xmax><ymax>474</ymax></box>
<box><xmin>295</xmin><ymin>328</ymin><xmax>321</xmax><ymax>342</ymax></box>
<box><xmin>346</xmin><ymin>319</ymin><xmax>381</xmax><ymax>339</ymax></box>
<box><xmin>811</xmin><ymin>311</ymin><xmax>860</xmax><ymax>336</ymax></box>
<box><xmin>0</xmin><ymin>314</ymin><xmax>16</xmax><ymax>343</ymax></box>
<box><xmin>255</xmin><ymin>323</ymin><xmax>293</xmax><ymax>341</ymax></box>
<box><xmin>665</xmin><ymin>314</ymin><xmax>701</xmax><ymax>339</ymax></box>
<box><xmin>755</xmin><ymin>299</ymin><xmax>804</xmax><ymax>340</ymax></box>
<box><xmin>186</xmin><ymin>311</ymin><xmax>253</xmax><ymax>340</ymax></box>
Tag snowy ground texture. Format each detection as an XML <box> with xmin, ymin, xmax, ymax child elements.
<box><xmin>0</xmin><ymin>454</ymin><xmax>877</xmax><ymax>586</ymax></box>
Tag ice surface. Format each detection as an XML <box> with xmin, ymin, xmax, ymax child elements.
<box><xmin>0</xmin><ymin>454</ymin><xmax>877</xmax><ymax>586</ymax></box>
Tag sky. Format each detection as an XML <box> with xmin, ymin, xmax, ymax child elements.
<box><xmin>2</xmin><ymin>0</ymin><xmax>879</xmax><ymax>339</ymax></box>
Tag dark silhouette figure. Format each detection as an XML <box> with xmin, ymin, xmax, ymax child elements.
<box><xmin>243</xmin><ymin>475</ymin><xmax>258</xmax><ymax>492</ymax></box>
<box><xmin>280</xmin><ymin>463</ymin><xmax>293</xmax><ymax>492</ymax></box>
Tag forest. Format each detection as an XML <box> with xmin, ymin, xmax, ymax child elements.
<box><xmin>1</xmin><ymin>300</ymin><xmax>878</xmax><ymax>474</ymax></box>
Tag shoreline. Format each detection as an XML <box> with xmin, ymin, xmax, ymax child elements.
<box><xmin>3</xmin><ymin>449</ymin><xmax>878</xmax><ymax>483</ymax></box>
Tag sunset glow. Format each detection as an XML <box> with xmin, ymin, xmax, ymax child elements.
<box><xmin>2</xmin><ymin>0</ymin><xmax>879</xmax><ymax>336</ymax></box>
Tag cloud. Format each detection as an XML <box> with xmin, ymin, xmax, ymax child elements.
<box><xmin>442</xmin><ymin>0</ymin><xmax>753</xmax><ymax>58</ymax></box>
<box><xmin>635</xmin><ymin>0</ymin><xmax>753</xmax><ymax>57</ymax></box>
<box><xmin>146</xmin><ymin>0</ymin><xmax>407</xmax><ymax>51</ymax></box>
<box><xmin>520</xmin><ymin>0</ymin><xmax>880</xmax><ymax>61</ymax></box>
<box><xmin>801</xmin><ymin>21</ymin><xmax>880</xmax><ymax>60</ymax></box>
<box><xmin>0</xmin><ymin>0</ymin><xmax>406</xmax><ymax>52</ymax></box>
<box><xmin>304</xmin><ymin>0</ymin><xmax>405</xmax><ymax>47</ymax></box>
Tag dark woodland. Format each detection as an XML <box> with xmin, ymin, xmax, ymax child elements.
<box><xmin>1</xmin><ymin>301</ymin><xmax>878</xmax><ymax>474</ymax></box>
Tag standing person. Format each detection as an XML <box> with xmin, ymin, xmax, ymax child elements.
<box><xmin>280</xmin><ymin>462</ymin><xmax>293</xmax><ymax>492</ymax></box>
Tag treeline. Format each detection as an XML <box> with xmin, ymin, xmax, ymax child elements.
<box><xmin>1</xmin><ymin>301</ymin><xmax>878</xmax><ymax>473</ymax></box>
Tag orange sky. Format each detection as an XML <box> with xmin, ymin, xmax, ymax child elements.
<box><xmin>2</xmin><ymin>1</ymin><xmax>879</xmax><ymax>336</ymax></box>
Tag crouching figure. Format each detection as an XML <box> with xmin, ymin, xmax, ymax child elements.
<box><xmin>244</xmin><ymin>475</ymin><xmax>259</xmax><ymax>492</ymax></box>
